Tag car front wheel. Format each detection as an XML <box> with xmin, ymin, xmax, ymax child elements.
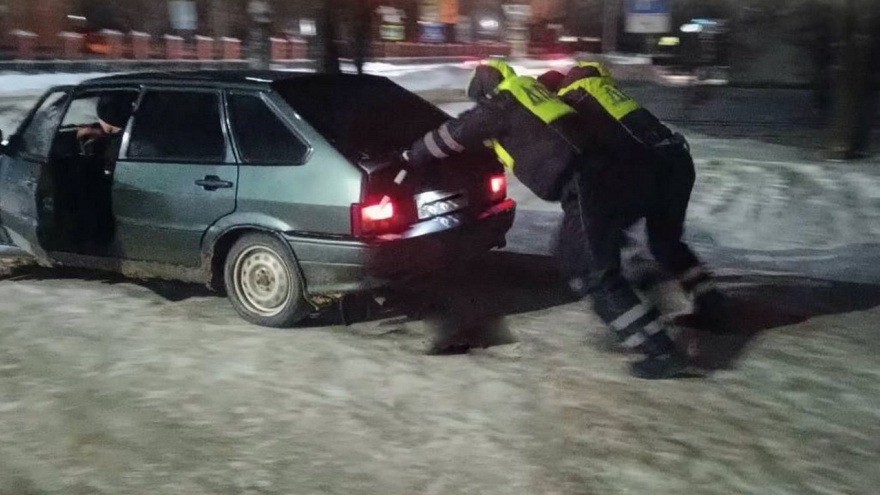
<box><xmin>224</xmin><ymin>233</ymin><xmax>310</xmax><ymax>328</ymax></box>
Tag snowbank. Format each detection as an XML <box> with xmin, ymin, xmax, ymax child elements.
<box><xmin>687</xmin><ymin>139</ymin><xmax>880</xmax><ymax>251</ymax></box>
<box><xmin>0</xmin><ymin>72</ymin><xmax>113</xmax><ymax>96</ymax></box>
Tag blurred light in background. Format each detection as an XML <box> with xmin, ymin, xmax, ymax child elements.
<box><xmin>479</xmin><ymin>18</ymin><xmax>499</xmax><ymax>31</ymax></box>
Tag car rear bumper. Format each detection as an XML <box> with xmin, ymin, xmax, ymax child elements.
<box><xmin>287</xmin><ymin>199</ymin><xmax>516</xmax><ymax>296</ymax></box>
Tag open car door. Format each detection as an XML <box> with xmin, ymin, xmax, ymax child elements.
<box><xmin>0</xmin><ymin>86</ymin><xmax>72</xmax><ymax>263</ymax></box>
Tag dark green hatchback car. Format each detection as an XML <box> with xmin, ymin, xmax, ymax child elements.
<box><xmin>0</xmin><ymin>71</ymin><xmax>515</xmax><ymax>327</ymax></box>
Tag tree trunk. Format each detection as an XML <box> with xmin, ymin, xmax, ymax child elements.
<box><xmin>825</xmin><ymin>0</ymin><xmax>873</xmax><ymax>159</ymax></box>
<box><xmin>352</xmin><ymin>0</ymin><xmax>372</xmax><ymax>74</ymax></box>
<box><xmin>602</xmin><ymin>0</ymin><xmax>619</xmax><ymax>54</ymax></box>
<box><xmin>317</xmin><ymin>0</ymin><xmax>341</xmax><ymax>73</ymax></box>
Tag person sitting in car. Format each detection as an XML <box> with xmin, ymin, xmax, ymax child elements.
<box><xmin>75</xmin><ymin>93</ymin><xmax>137</xmax><ymax>160</ymax></box>
<box><xmin>54</xmin><ymin>92</ymin><xmax>137</xmax><ymax>252</ymax></box>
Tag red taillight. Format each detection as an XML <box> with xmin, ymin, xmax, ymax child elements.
<box><xmin>362</xmin><ymin>200</ymin><xmax>394</xmax><ymax>221</ymax></box>
<box><xmin>489</xmin><ymin>174</ymin><xmax>507</xmax><ymax>202</ymax></box>
<box><xmin>352</xmin><ymin>197</ymin><xmax>399</xmax><ymax>237</ymax></box>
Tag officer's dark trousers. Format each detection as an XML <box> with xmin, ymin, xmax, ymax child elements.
<box><xmin>557</xmin><ymin>143</ymin><xmax>702</xmax><ymax>355</ymax></box>
<box><xmin>650</xmin><ymin>141</ymin><xmax>713</xmax><ymax>294</ymax></box>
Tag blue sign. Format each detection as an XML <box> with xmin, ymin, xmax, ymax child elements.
<box><xmin>625</xmin><ymin>0</ymin><xmax>669</xmax><ymax>15</ymax></box>
<box><xmin>420</xmin><ymin>23</ymin><xmax>446</xmax><ymax>43</ymax></box>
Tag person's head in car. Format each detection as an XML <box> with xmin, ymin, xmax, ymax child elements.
<box><xmin>95</xmin><ymin>93</ymin><xmax>136</xmax><ymax>135</ymax></box>
<box><xmin>466</xmin><ymin>59</ymin><xmax>517</xmax><ymax>102</ymax></box>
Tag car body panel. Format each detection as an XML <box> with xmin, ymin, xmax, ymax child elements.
<box><xmin>111</xmin><ymin>160</ymin><xmax>239</xmax><ymax>266</ymax></box>
<box><xmin>0</xmin><ymin>154</ymin><xmax>47</xmax><ymax>260</ymax></box>
<box><xmin>289</xmin><ymin>199</ymin><xmax>516</xmax><ymax>295</ymax></box>
<box><xmin>233</xmin><ymin>151</ymin><xmax>356</xmax><ymax>235</ymax></box>
<box><xmin>0</xmin><ymin>86</ymin><xmax>74</xmax><ymax>263</ymax></box>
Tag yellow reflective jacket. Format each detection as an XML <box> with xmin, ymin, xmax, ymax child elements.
<box><xmin>558</xmin><ymin>61</ymin><xmax>675</xmax><ymax>148</ymax></box>
<box><xmin>490</xmin><ymin>75</ymin><xmax>577</xmax><ymax>169</ymax></box>
<box><xmin>408</xmin><ymin>75</ymin><xmax>590</xmax><ymax>201</ymax></box>
<box><xmin>558</xmin><ymin>62</ymin><xmax>642</xmax><ymax>121</ymax></box>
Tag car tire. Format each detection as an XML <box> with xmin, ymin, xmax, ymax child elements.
<box><xmin>224</xmin><ymin>232</ymin><xmax>310</xmax><ymax>328</ymax></box>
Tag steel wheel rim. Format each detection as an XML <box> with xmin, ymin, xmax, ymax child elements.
<box><xmin>233</xmin><ymin>245</ymin><xmax>292</xmax><ymax>318</ymax></box>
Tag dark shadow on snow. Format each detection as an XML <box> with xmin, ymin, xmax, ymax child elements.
<box><xmin>681</xmin><ymin>272</ymin><xmax>880</xmax><ymax>370</ymax></box>
<box><xmin>0</xmin><ymin>261</ymin><xmax>217</xmax><ymax>302</ymax></box>
<box><xmin>622</xmin><ymin>232</ymin><xmax>880</xmax><ymax>370</ymax></box>
<box><xmin>299</xmin><ymin>250</ymin><xmax>577</xmax><ymax>351</ymax></box>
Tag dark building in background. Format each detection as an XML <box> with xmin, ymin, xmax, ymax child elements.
<box><xmin>0</xmin><ymin>0</ymin><xmax>499</xmax><ymax>49</ymax></box>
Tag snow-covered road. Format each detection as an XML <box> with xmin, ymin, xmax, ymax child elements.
<box><xmin>2</xmin><ymin>246</ymin><xmax>879</xmax><ymax>495</ymax></box>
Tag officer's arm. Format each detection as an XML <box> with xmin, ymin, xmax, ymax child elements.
<box><xmin>406</xmin><ymin>103</ymin><xmax>504</xmax><ymax>167</ymax></box>
<box><xmin>558</xmin><ymin>89</ymin><xmax>619</xmax><ymax>153</ymax></box>
<box><xmin>559</xmin><ymin>88</ymin><xmax>608</xmax><ymax>124</ymax></box>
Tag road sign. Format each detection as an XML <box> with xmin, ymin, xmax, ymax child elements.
<box><xmin>625</xmin><ymin>0</ymin><xmax>670</xmax><ymax>34</ymax></box>
<box><xmin>626</xmin><ymin>0</ymin><xmax>669</xmax><ymax>14</ymax></box>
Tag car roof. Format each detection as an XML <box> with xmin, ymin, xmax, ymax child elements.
<box><xmin>79</xmin><ymin>70</ymin><xmax>383</xmax><ymax>91</ymax></box>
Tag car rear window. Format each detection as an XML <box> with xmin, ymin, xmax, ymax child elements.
<box><xmin>272</xmin><ymin>75</ymin><xmax>449</xmax><ymax>159</ymax></box>
<box><xmin>227</xmin><ymin>94</ymin><xmax>310</xmax><ymax>165</ymax></box>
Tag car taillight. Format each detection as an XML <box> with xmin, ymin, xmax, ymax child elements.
<box><xmin>362</xmin><ymin>201</ymin><xmax>394</xmax><ymax>221</ymax></box>
<box><xmin>489</xmin><ymin>174</ymin><xmax>507</xmax><ymax>203</ymax></box>
<box><xmin>352</xmin><ymin>197</ymin><xmax>400</xmax><ymax>237</ymax></box>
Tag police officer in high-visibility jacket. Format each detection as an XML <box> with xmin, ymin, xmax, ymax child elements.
<box><xmin>555</xmin><ymin>61</ymin><xmax>728</xmax><ymax>333</ymax></box>
<box><xmin>403</xmin><ymin>60</ymin><xmax>692</xmax><ymax>379</ymax></box>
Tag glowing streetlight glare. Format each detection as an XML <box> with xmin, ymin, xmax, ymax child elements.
<box><xmin>479</xmin><ymin>18</ymin><xmax>499</xmax><ymax>30</ymax></box>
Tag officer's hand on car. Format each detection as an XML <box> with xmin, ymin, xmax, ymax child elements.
<box><xmin>399</xmin><ymin>149</ymin><xmax>442</xmax><ymax>188</ymax></box>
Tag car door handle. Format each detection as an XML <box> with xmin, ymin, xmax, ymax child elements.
<box><xmin>195</xmin><ymin>175</ymin><xmax>233</xmax><ymax>191</ymax></box>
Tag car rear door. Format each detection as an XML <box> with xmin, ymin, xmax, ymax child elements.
<box><xmin>0</xmin><ymin>87</ymin><xmax>72</xmax><ymax>262</ymax></box>
<box><xmin>111</xmin><ymin>88</ymin><xmax>238</xmax><ymax>267</ymax></box>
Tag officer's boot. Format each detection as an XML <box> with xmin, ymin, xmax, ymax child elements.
<box><xmin>567</xmin><ymin>276</ymin><xmax>594</xmax><ymax>300</ymax></box>
<box><xmin>678</xmin><ymin>267</ymin><xmax>732</xmax><ymax>333</ymax></box>
<box><xmin>629</xmin><ymin>329</ymin><xmax>694</xmax><ymax>380</ymax></box>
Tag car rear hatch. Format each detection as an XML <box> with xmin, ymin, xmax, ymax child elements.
<box><xmin>273</xmin><ymin>75</ymin><xmax>509</xmax><ymax>239</ymax></box>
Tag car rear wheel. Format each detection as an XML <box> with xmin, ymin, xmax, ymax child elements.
<box><xmin>224</xmin><ymin>233</ymin><xmax>310</xmax><ymax>328</ymax></box>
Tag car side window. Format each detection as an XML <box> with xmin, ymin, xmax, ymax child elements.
<box><xmin>18</xmin><ymin>90</ymin><xmax>69</xmax><ymax>160</ymax></box>
<box><xmin>61</xmin><ymin>91</ymin><xmax>136</xmax><ymax>128</ymax></box>
<box><xmin>228</xmin><ymin>94</ymin><xmax>309</xmax><ymax>165</ymax></box>
<box><xmin>51</xmin><ymin>89</ymin><xmax>140</xmax><ymax>157</ymax></box>
<box><xmin>127</xmin><ymin>90</ymin><xmax>225</xmax><ymax>163</ymax></box>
